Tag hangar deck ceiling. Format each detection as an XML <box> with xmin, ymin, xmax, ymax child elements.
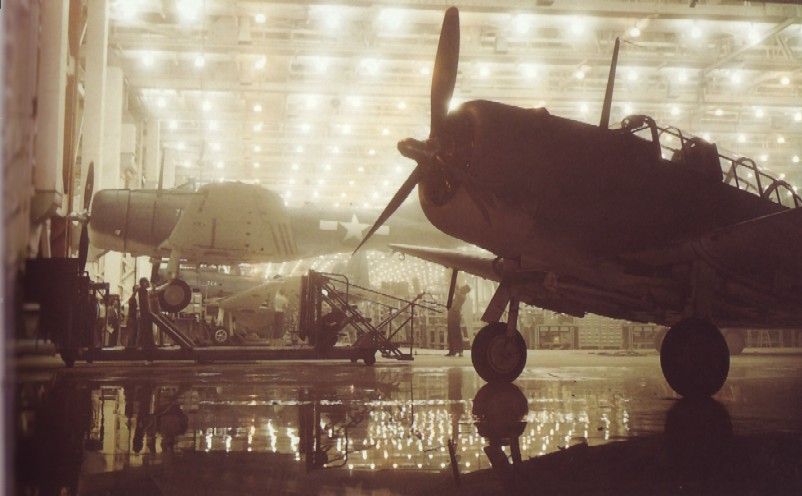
<box><xmin>107</xmin><ymin>0</ymin><xmax>802</xmax><ymax>207</ymax></box>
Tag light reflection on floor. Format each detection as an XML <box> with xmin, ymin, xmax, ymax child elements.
<box><xmin>13</xmin><ymin>354</ymin><xmax>802</xmax><ymax>495</ymax></box>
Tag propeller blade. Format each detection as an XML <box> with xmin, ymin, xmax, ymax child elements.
<box><xmin>78</xmin><ymin>224</ymin><xmax>89</xmax><ymax>273</ymax></box>
<box><xmin>83</xmin><ymin>161</ymin><xmax>95</xmax><ymax>212</ymax></box>
<box><xmin>430</xmin><ymin>7</ymin><xmax>460</xmax><ymax>138</ymax></box>
<box><xmin>353</xmin><ymin>165</ymin><xmax>422</xmax><ymax>254</ymax></box>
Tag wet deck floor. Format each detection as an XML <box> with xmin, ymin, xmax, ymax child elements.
<box><xmin>12</xmin><ymin>350</ymin><xmax>802</xmax><ymax>495</ymax></box>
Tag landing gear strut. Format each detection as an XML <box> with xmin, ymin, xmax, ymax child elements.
<box><xmin>471</xmin><ymin>322</ymin><xmax>527</xmax><ymax>383</ymax></box>
<box><xmin>660</xmin><ymin>318</ymin><xmax>729</xmax><ymax>398</ymax></box>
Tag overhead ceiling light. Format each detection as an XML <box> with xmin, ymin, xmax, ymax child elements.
<box><xmin>361</xmin><ymin>58</ymin><xmax>380</xmax><ymax>76</ymax></box>
<box><xmin>795</xmin><ymin>112</ymin><xmax>802</xmax><ymax>122</ymax></box>
<box><xmin>777</xmin><ymin>135</ymin><xmax>786</xmax><ymax>144</ymax></box>
<box><xmin>202</xmin><ymin>100</ymin><xmax>211</xmax><ymax>112</ymax></box>
<box><xmin>690</xmin><ymin>23</ymin><xmax>702</xmax><ymax>39</ymax></box>
<box><xmin>714</xmin><ymin>108</ymin><xmax>723</xmax><ymax>116</ymax></box>
<box><xmin>254</xmin><ymin>13</ymin><xmax>267</xmax><ymax>24</ymax></box>
<box><xmin>677</xmin><ymin>70</ymin><xmax>688</xmax><ymax>83</ymax></box>
<box><xmin>513</xmin><ymin>14</ymin><xmax>530</xmax><ymax>35</ymax></box>
<box><xmin>341</xmin><ymin>123</ymin><xmax>352</xmax><ymax>134</ymax></box>
<box><xmin>194</xmin><ymin>54</ymin><xmax>206</xmax><ymax>68</ymax></box>
<box><xmin>156</xmin><ymin>97</ymin><xmax>166</xmax><ymax>108</ymax></box>
<box><xmin>579</xmin><ymin>102</ymin><xmax>589</xmax><ymax>115</ymax></box>
<box><xmin>627</xmin><ymin>69</ymin><xmax>638</xmax><ymax>81</ymax></box>
<box><xmin>177</xmin><ymin>141</ymin><xmax>186</xmax><ymax>150</ymax></box>
<box><xmin>141</xmin><ymin>51</ymin><xmax>155</xmax><ymax>67</ymax></box>
<box><xmin>253</xmin><ymin>161</ymin><xmax>260</xmax><ymax>168</ymax></box>
<box><xmin>569</xmin><ymin>17</ymin><xmax>585</xmax><ymax>36</ymax></box>
<box><xmin>574</xmin><ymin>69</ymin><xmax>585</xmax><ymax>80</ymax></box>
<box><xmin>378</xmin><ymin>8</ymin><xmax>405</xmax><ymax>30</ymax></box>
<box><xmin>701</xmin><ymin>132</ymin><xmax>711</xmax><ymax>141</ymax></box>
<box><xmin>737</xmin><ymin>134</ymin><xmax>746</xmax><ymax>143</ymax></box>
<box><xmin>793</xmin><ymin>155</ymin><xmax>800</xmax><ymax>163</ymax></box>
<box><xmin>381</xmin><ymin>128</ymin><xmax>390</xmax><ymax>136</ymax></box>
<box><xmin>208</xmin><ymin>120</ymin><xmax>218</xmax><ymax>131</ymax></box>
<box><xmin>254</xmin><ymin>144</ymin><xmax>262</xmax><ymax>152</ymax></box>
<box><xmin>348</xmin><ymin>180</ymin><xmax>355</xmax><ymax>186</ymax></box>
<box><xmin>358</xmin><ymin>165</ymin><xmax>365</xmax><ymax>172</ymax></box>
<box><xmin>254</xmin><ymin>56</ymin><xmax>267</xmax><ymax>71</ymax></box>
<box><xmin>367</xmin><ymin>149</ymin><xmax>376</xmax><ymax>156</ymax></box>
<box><xmin>780</xmin><ymin>76</ymin><xmax>791</xmax><ymax>86</ymax></box>
<box><xmin>419</xmin><ymin>65</ymin><xmax>430</xmax><ymax>76</ymax></box>
<box><xmin>623</xmin><ymin>103</ymin><xmax>633</xmax><ymax>115</ymax></box>
<box><xmin>519</xmin><ymin>63</ymin><xmax>537</xmax><ymax>79</ymax></box>
<box><xmin>628</xmin><ymin>26</ymin><xmax>641</xmax><ymax>38</ymax></box>
<box><xmin>211</xmin><ymin>142</ymin><xmax>221</xmax><ymax>151</ymax></box>
<box><xmin>397</xmin><ymin>101</ymin><xmax>407</xmax><ymax>111</ymax></box>
<box><xmin>215</xmin><ymin>160</ymin><xmax>224</xmax><ymax>169</ymax></box>
<box><xmin>176</xmin><ymin>0</ymin><xmax>203</xmax><ymax>24</ymax></box>
<box><xmin>729</xmin><ymin>71</ymin><xmax>741</xmax><ymax>85</ymax></box>
<box><xmin>295</xmin><ymin>145</ymin><xmax>304</xmax><ymax>153</ymax></box>
<box><xmin>253</xmin><ymin>103</ymin><xmax>262</xmax><ymax>113</ymax></box>
<box><xmin>323</xmin><ymin>163</ymin><xmax>332</xmax><ymax>171</ymax></box>
<box><xmin>754</xmin><ymin>107</ymin><xmax>764</xmax><ymax>118</ymax></box>
<box><xmin>168</xmin><ymin>120</ymin><xmax>178</xmax><ymax>130</ymax></box>
<box><xmin>310</xmin><ymin>56</ymin><xmax>329</xmax><ymax>74</ymax></box>
<box><xmin>759</xmin><ymin>153</ymin><xmax>769</xmax><ymax>162</ymax></box>
<box><xmin>347</xmin><ymin>95</ymin><xmax>362</xmax><ymax>108</ymax></box>
<box><xmin>478</xmin><ymin>64</ymin><xmax>491</xmax><ymax>78</ymax></box>
<box><xmin>299</xmin><ymin>123</ymin><xmax>311</xmax><ymax>133</ymax></box>
<box><xmin>747</xmin><ymin>26</ymin><xmax>761</xmax><ymax>45</ymax></box>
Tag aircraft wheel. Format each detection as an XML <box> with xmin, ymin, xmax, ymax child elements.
<box><xmin>660</xmin><ymin>318</ymin><xmax>729</xmax><ymax>398</ymax></box>
<box><xmin>363</xmin><ymin>351</ymin><xmax>376</xmax><ymax>366</ymax></box>
<box><xmin>158</xmin><ymin>279</ymin><xmax>192</xmax><ymax>313</ymax></box>
<box><xmin>471</xmin><ymin>322</ymin><xmax>527</xmax><ymax>383</ymax></box>
<box><xmin>723</xmin><ymin>330</ymin><xmax>745</xmax><ymax>356</ymax></box>
<box><xmin>212</xmin><ymin>327</ymin><xmax>229</xmax><ymax>346</ymax></box>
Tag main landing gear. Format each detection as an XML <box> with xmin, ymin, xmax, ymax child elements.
<box><xmin>660</xmin><ymin>318</ymin><xmax>730</xmax><ymax>398</ymax></box>
<box><xmin>471</xmin><ymin>322</ymin><xmax>527</xmax><ymax>383</ymax></box>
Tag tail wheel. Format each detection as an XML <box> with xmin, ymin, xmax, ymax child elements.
<box><xmin>471</xmin><ymin>322</ymin><xmax>527</xmax><ymax>383</ymax></box>
<box><xmin>723</xmin><ymin>330</ymin><xmax>746</xmax><ymax>356</ymax></box>
<box><xmin>212</xmin><ymin>327</ymin><xmax>229</xmax><ymax>345</ymax></box>
<box><xmin>660</xmin><ymin>318</ymin><xmax>729</xmax><ymax>398</ymax></box>
<box><xmin>158</xmin><ymin>279</ymin><xmax>192</xmax><ymax>313</ymax></box>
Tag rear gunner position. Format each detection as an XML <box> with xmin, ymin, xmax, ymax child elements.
<box><xmin>356</xmin><ymin>7</ymin><xmax>802</xmax><ymax>397</ymax></box>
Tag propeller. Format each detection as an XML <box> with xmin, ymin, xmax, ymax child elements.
<box><xmin>354</xmin><ymin>7</ymin><xmax>476</xmax><ymax>254</ymax></box>
<box><xmin>76</xmin><ymin>161</ymin><xmax>94</xmax><ymax>272</ymax></box>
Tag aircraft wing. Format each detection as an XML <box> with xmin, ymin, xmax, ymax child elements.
<box><xmin>389</xmin><ymin>244</ymin><xmax>501</xmax><ymax>282</ymax></box>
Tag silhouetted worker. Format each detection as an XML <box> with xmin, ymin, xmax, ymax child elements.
<box><xmin>273</xmin><ymin>288</ymin><xmax>289</xmax><ymax>346</ymax></box>
<box><xmin>446</xmin><ymin>285</ymin><xmax>470</xmax><ymax>357</ymax></box>
<box><xmin>137</xmin><ymin>278</ymin><xmax>156</xmax><ymax>356</ymax></box>
<box><xmin>126</xmin><ymin>286</ymin><xmax>138</xmax><ymax>349</ymax></box>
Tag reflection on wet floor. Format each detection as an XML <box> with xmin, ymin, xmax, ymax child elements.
<box><xmin>13</xmin><ymin>359</ymin><xmax>802</xmax><ymax>495</ymax></box>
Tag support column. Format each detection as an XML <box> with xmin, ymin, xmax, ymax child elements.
<box><xmin>81</xmin><ymin>0</ymin><xmax>108</xmax><ymax>204</ymax></box>
<box><xmin>101</xmin><ymin>65</ymin><xmax>123</xmax><ymax>189</ymax></box>
<box><xmin>161</xmin><ymin>146</ymin><xmax>178</xmax><ymax>189</ymax></box>
<box><xmin>32</xmin><ymin>0</ymin><xmax>69</xmax><ymax>226</ymax></box>
<box><xmin>143</xmin><ymin>119</ymin><xmax>161</xmax><ymax>189</ymax></box>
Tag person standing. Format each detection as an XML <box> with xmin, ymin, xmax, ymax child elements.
<box><xmin>125</xmin><ymin>287</ymin><xmax>139</xmax><ymax>349</ymax></box>
<box><xmin>446</xmin><ymin>285</ymin><xmax>470</xmax><ymax>357</ymax></box>
<box><xmin>137</xmin><ymin>278</ymin><xmax>156</xmax><ymax>356</ymax></box>
<box><xmin>273</xmin><ymin>288</ymin><xmax>289</xmax><ymax>346</ymax></box>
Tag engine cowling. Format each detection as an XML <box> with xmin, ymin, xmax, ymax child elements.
<box><xmin>156</xmin><ymin>279</ymin><xmax>192</xmax><ymax>313</ymax></box>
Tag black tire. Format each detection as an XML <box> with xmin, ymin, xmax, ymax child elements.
<box><xmin>660</xmin><ymin>318</ymin><xmax>729</xmax><ymax>398</ymax></box>
<box><xmin>212</xmin><ymin>327</ymin><xmax>229</xmax><ymax>345</ymax></box>
<box><xmin>723</xmin><ymin>330</ymin><xmax>746</xmax><ymax>355</ymax></box>
<box><xmin>471</xmin><ymin>322</ymin><xmax>527</xmax><ymax>383</ymax></box>
<box><xmin>363</xmin><ymin>351</ymin><xmax>376</xmax><ymax>366</ymax></box>
<box><xmin>158</xmin><ymin>279</ymin><xmax>192</xmax><ymax>313</ymax></box>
